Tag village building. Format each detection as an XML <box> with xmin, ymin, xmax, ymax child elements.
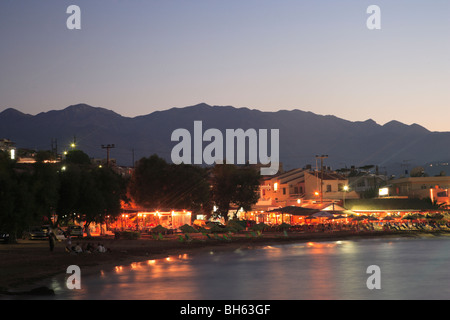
<box><xmin>380</xmin><ymin>176</ymin><xmax>450</xmax><ymax>207</ymax></box>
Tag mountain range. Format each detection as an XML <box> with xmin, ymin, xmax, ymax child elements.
<box><xmin>1</xmin><ymin>103</ymin><xmax>449</xmax><ymax>176</ymax></box>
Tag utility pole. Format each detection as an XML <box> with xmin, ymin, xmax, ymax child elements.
<box><xmin>101</xmin><ymin>144</ymin><xmax>115</xmax><ymax>167</ymax></box>
<box><xmin>315</xmin><ymin>155</ymin><xmax>328</xmax><ymax>204</ymax></box>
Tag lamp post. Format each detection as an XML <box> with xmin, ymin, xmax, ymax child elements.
<box><xmin>343</xmin><ymin>185</ymin><xmax>349</xmax><ymax>208</ymax></box>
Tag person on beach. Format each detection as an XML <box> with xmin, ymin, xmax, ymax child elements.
<box><xmin>74</xmin><ymin>242</ymin><xmax>82</xmax><ymax>253</ymax></box>
<box><xmin>48</xmin><ymin>231</ymin><xmax>55</xmax><ymax>252</ymax></box>
<box><xmin>97</xmin><ymin>243</ymin><xmax>106</xmax><ymax>253</ymax></box>
<box><xmin>65</xmin><ymin>234</ymin><xmax>72</xmax><ymax>252</ymax></box>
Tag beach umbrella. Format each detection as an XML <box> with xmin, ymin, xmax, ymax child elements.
<box><xmin>351</xmin><ymin>216</ymin><xmax>365</xmax><ymax>222</ymax></box>
<box><xmin>327</xmin><ymin>215</ymin><xmax>346</xmax><ymax>220</ymax></box>
<box><xmin>312</xmin><ymin>211</ymin><xmax>334</xmax><ymax>218</ymax></box>
<box><xmin>402</xmin><ymin>213</ymin><xmax>421</xmax><ymax>220</ymax></box>
<box><xmin>425</xmin><ymin>213</ymin><xmax>444</xmax><ymax>220</ymax></box>
<box><xmin>381</xmin><ymin>216</ymin><xmax>395</xmax><ymax>221</ymax></box>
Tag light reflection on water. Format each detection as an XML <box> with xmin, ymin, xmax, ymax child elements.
<box><xmin>39</xmin><ymin>237</ymin><xmax>450</xmax><ymax>299</ymax></box>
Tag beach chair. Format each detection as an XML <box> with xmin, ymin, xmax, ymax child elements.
<box><xmin>185</xmin><ymin>233</ymin><xmax>192</xmax><ymax>241</ymax></box>
<box><xmin>178</xmin><ymin>235</ymin><xmax>185</xmax><ymax>242</ymax></box>
<box><xmin>203</xmin><ymin>233</ymin><xmax>213</xmax><ymax>240</ymax></box>
<box><xmin>283</xmin><ymin>230</ymin><xmax>288</xmax><ymax>238</ymax></box>
<box><xmin>158</xmin><ymin>233</ymin><xmax>163</xmax><ymax>240</ymax></box>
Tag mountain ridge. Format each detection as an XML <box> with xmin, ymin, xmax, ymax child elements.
<box><xmin>0</xmin><ymin>103</ymin><xmax>448</xmax><ymax>175</ymax></box>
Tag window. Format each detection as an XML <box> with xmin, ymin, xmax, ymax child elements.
<box><xmin>326</xmin><ymin>185</ymin><xmax>332</xmax><ymax>192</ymax></box>
<box><xmin>283</xmin><ymin>188</ymin><xmax>286</xmax><ymax>195</ymax></box>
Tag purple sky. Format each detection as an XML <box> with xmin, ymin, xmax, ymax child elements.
<box><xmin>0</xmin><ymin>0</ymin><xmax>449</xmax><ymax>131</ymax></box>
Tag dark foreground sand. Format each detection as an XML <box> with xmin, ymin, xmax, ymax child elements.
<box><xmin>1</xmin><ymin>229</ymin><xmax>449</xmax><ymax>295</ymax></box>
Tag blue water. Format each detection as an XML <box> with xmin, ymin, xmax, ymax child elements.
<box><xmin>22</xmin><ymin>237</ymin><xmax>450</xmax><ymax>299</ymax></box>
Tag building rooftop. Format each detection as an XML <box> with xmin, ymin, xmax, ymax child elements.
<box><xmin>345</xmin><ymin>198</ymin><xmax>437</xmax><ymax>212</ymax></box>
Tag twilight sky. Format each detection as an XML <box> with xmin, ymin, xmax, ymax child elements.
<box><xmin>0</xmin><ymin>0</ymin><xmax>449</xmax><ymax>131</ymax></box>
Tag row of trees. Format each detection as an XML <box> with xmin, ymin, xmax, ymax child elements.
<box><xmin>0</xmin><ymin>150</ymin><xmax>262</xmax><ymax>242</ymax></box>
<box><xmin>0</xmin><ymin>150</ymin><xmax>127</xmax><ymax>242</ymax></box>
<box><xmin>127</xmin><ymin>154</ymin><xmax>261</xmax><ymax>222</ymax></box>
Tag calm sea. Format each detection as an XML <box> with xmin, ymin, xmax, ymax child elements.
<box><xmin>17</xmin><ymin>236</ymin><xmax>450</xmax><ymax>300</ymax></box>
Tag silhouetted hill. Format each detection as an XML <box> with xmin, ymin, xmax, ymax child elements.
<box><xmin>0</xmin><ymin>103</ymin><xmax>449</xmax><ymax>175</ymax></box>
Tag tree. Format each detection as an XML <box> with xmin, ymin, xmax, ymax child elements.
<box><xmin>211</xmin><ymin>164</ymin><xmax>261</xmax><ymax>222</ymax></box>
<box><xmin>86</xmin><ymin>166</ymin><xmax>128</xmax><ymax>232</ymax></box>
<box><xmin>231</xmin><ymin>166</ymin><xmax>261</xmax><ymax>217</ymax></box>
<box><xmin>128</xmin><ymin>154</ymin><xmax>170</xmax><ymax>209</ymax></box>
<box><xmin>65</xmin><ymin>149</ymin><xmax>91</xmax><ymax>165</ymax></box>
<box><xmin>56</xmin><ymin>164</ymin><xmax>82</xmax><ymax>223</ymax></box>
<box><xmin>0</xmin><ymin>152</ymin><xmax>36</xmax><ymax>242</ymax></box>
<box><xmin>0</xmin><ymin>148</ymin><xmax>127</xmax><ymax>241</ymax></box>
<box><xmin>57</xmin><ymin>164</ymin><xmax>127</xmax><ymax>234</ymax></box>
<box><xmin>31</xmin><ymin>162</ymin><xmax>60</xmax><ymax>224</ymax></box>
<box><xmin>210</xmin><ymin>164</ymin><xmax>237</xmax><ymax>220</ymax></box>
<box><xmin>57</xmin><ymin>151</ymin><xmax>128</xmax><ymax>235</ymax></box>
<box><xmin>128</xmin><ymin>155</ymin><xmax>210</xmax><ymax>214</ymax></box>
<box><xmin>167</xmin><ymin>163</ymin><xmax>211</xmax><ymax>214</ymax></box>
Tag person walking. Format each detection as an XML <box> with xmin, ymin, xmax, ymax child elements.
<box><xmin>65</xmin><ymin>234</ymin><xmax>72</xmax><ymax>252</ymax></box>
<box><xmin>48</xmin><ymin>231</ymin><xmax>55</xmax><ymax>252</ymax></box>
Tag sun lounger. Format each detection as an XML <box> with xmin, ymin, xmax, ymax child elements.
<box><xmin>202</xmin><ymin>233</ymin><xmax>212</xmax><ymax>240</ymax></box>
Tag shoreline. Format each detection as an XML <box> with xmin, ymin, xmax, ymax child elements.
<box><xmin>1</xmin><ymin>229</ymin><xmax>450</xmax><ymax>295</ymax></box>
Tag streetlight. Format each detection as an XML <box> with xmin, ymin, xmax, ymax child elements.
<box><xmin>343</xmin><ymin>185</ymin><xmax>349</xmax><ymax>208</ymax></box>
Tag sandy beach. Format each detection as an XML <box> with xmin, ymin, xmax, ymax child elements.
<box><xmin>1</xmin><ymin>229</ymin><xmax>449</xmax><ymax>295</ymax></box>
